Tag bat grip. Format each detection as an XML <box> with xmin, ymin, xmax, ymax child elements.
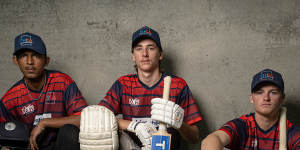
<box><xmin>158</xmin><ymin>122</ymin><xmax>167</xmax><ymax>130</ymax></box>
<box><xmin>158</xmin><ymin>76</ymin><xmax>171</xmax><ymax>131</ymax></box>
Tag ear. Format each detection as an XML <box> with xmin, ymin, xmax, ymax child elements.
<box><xmin>280</xmin><ymin>93</ymin><xmax>285</xmax><ymax>104</ymax></box>
<box><xmin>13</xmin><ymin>56</ymin><xmax>18</xmax><ymax>66</ymax></box>
<box><xmin>159</xmin><ymin>52</ymin><xmax>163</xmax><ymax>61</ymax></box>
<box><xmin>45</xmin><ymin>56</ymin><xmax>50</xmax><ymax>66</ymax></box>
<box><xmin>131</xmin><ymin>53</ymin><xmax>136</xmax><ymax>62</ymax></box>
<box><xmin>250</xmin><ymin>94</ymin><xmax>254</xmax><ymax>104</ymax></box>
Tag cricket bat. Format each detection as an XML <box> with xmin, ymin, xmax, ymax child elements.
<box><xmin>279</xmin><ymin>107</ymin><xmax>287</xmax><ymax>150</ymax></box>
<box><xmin>151</xmin><ymin>76</ymin><xmax>172</xmax><ymax>150</ymax></box>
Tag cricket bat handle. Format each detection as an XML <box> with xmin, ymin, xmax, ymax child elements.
<box><xmin>158</xmin><ymin>76</ymin><xmax>171</xmax><ymax>131</ymax></box>
<box><xmin>279</xmin><ymin>107</ymin><xmax>287</xmax><ymax>150</ymax></box>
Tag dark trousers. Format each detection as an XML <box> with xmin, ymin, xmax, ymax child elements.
<box><xmin>40</xmin><ymin>124</ymin><xmax>80</xmax><ymax>150</ymax></box>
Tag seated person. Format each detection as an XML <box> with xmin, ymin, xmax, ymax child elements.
<box><xmin>0</xmin><ymin>32</ymin><xmax>88</xmax><ymax>150</ymax></box>
<box><xmin>201</xmin><ymin>69</ymin><xmax>300</xmax><ymax>150</ymax></box>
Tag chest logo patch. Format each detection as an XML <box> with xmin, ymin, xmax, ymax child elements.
<box><xmin>21</xmin><ymin>104</ymin><xmax>35</xmax><ymax>116</ymax></box>
<box><xmin>45</xmin><ymin>93</ymin><xmax>56</xmax><ymax>104</ymax></box>
<box><xmin>129</xmin><ymin>98</ymin><xmax>140</xmax><ymax>105</ymax></box>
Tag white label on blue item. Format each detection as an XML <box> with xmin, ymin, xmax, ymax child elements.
<box><xmin>151</xmin><ymin>135</ymin><xmax>170</xmax><ymax>150</ymax></box>
<box><xmin>33</xmin><ymin>113</ymin><xmax>52</xmax><ymax>125</ymax></box>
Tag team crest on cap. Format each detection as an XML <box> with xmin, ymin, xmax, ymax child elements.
<box><xmin>139</xmin><ymin>28</ymin><xmax>151</xmax><ymax>36</ymax></box>
<box><xmin>20</xmin><ymin>34</ymin><xmax>33</xmax><ymax>46</ymax></box>
<box><xmin>260</xmin><ymin>71</ymin><xmax>274</xmax><ymax>80</ymax></box>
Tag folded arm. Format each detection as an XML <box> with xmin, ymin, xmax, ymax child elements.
<box><xmin>201</xmin><ymin>130</ymin><xmax>230</xmax><ymax>150</ymax></box>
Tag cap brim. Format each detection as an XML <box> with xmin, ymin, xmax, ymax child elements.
<box><xmin>14</xmin><ymin>47</ymin><xmax>44</xmax><ymax>55</ymax></box>
<box><xmin>251</xmin><ymin>80</ymin><xmax>282</xmax><ymax>92</ymax></box>
<box><xmin>132</xmin><ymin>35</ymin><xmax>155</xmax><ymax>48</ymax></box>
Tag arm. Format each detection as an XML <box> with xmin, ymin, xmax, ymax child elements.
<box><xmin>176</xmin><ymin>82</ymin><xmax>203</xmax><ymax>143</ymax></box>
<box><xmin>37</xmin><ymin>115</ymin><xmax>80</xmax><ymax>129</ymax></box>
<box><xmin>117</xmin><ymin>118</ymin><xmax>131</xmax><ymax>130</ymax></box>
<box><xmin>30</xmin><ymin>80</ymin><xmax>87</xmax><ymax>149</ymax></box>
<box><xmin>201</xmin><ymin>130</ymin><xmax>231</xmax><ymax>150</ymax></box>
<box><xmin>30</xmin><ymin>115</ymin><xmax>80</xmax><ymax>150</ymax></box>
<box><xmin>178</xmin><ymin>122</ymin><xmax>199</xmax><ymax>143</ymax></box>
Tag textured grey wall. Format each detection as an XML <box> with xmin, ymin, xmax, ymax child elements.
<box><xmin>1</xmin><ymin>0</ymin><xmax>300</xmax><ymax>149</ymax></box>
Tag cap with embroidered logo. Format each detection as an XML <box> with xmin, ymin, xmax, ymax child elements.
<box><xmin>14</xmin><ymin>32</ymin><xmax>46</xmax><ymax>55</ymax></box>
<box><xmin>132</xmin><ymin>26</ymin><xmax>162</xmax><ymax>51</ymax></box>
<box><xmin>251</xmin><ymin>69</ymin><xmax>284</xmax><ymax>92</ymax></box>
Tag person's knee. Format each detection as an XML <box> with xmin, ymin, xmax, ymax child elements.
<box><xmin>57</xmin><ymin>124</ymin><xmax>79</xmax><ymax>142</ymax></box>
<box><xmin>55</xmin><ymin>124</ymin><xmax>80</xmax><ymax>150</ymax></box>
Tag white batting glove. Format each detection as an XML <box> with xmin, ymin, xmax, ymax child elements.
<box><xmin>79</xmin><ymin>105</ymin><xmax>119</xmax><ymax>150</ymax></box>
<box><xmin>141</xmin><ymin>145</ymin><xmax>152</xmax><ymax>150</ymax></box>
<box><xmin>127</xmin><ymin>121</ymin><xmax>157</xmax><ymax>147</ymax></box>
<box><xmin>151</xmin><ymin>98</ymin><xmax>184</xmax><ymax>129</ymax></box>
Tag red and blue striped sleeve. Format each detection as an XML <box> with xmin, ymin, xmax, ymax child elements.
<box><xmin>0</xmin><ymin>100</ymin><xmax>15</xmax><ymax>122</ymax></box>
<box><xmin>0</xmin><ymin>101</ymin><xmax>8</xmax><ymax>122</ymax></box>
<box><xmin>287</xmin><ymin>124</ymin><xmax>300</xmax><ymax>150</ymax></box>
<box><xmin>0</xmin><ymin>81</ymin><xmax>23</xmax><ymax>122</ymax></box>
<box><xmin>174</xmin><ymin>77</ymin><xmax>202</xmax><ymax>125</ymax></box>
<box><xmin>219</xmin><ymin>118</ymin><xmax>247</xmax><ymax>149</ymax></box>
<box><xmin>64</xmin><ymin>82</ymin><xmax>88</xmax><ymax>115</ymax></box>
<box><xmin>98</xmin><ymin>80</ymin><xmax>122</xmax><ymax>115</ymax></box>
<box><xmin>56</xmin><ymin>73</ymin><xmax>88</xmax><ymax>115</ymax></box>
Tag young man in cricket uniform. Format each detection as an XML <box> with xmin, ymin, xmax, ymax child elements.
<box><xmin>0</xmin><ymin>32</ymin><xmax>88</xmax><ymax>150</ymax></box>
<box><xmin>201</xmin><ymin>69</ymin><xmax>300</xmax><ymax>150</ymax></box>
<box><xmin>98</xmin><ymin>26</ymin><xmax>203</xmax><ymax>149</ymax></box>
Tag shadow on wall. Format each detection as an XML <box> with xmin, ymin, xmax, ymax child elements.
<box><xmin>285</xmin><ymin>96</ymin><xmax>300</xmax><ymax>126</ymax></box>
<box><xmin>161</xmin><ymin>50</ymin><xmax>210</xmax><ymax>150</ymax></box>
<box><xmin>161</xmin><ymin>51</ymin><xmax>176</xmax><ymax>75</ymax></box>
<box><xmin>179</xmin><ymin>95</ymin><xmax>210</xmax><ymax>150</ymax></box>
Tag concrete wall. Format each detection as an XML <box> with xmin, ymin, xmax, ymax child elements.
<box><xmin>1</xmin><ymin>0</ymin><xmax>300</xmax><ymax>149</ymax></box>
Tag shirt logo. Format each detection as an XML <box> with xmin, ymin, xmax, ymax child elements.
<box><xmin>21</xmin><ymin>104</ymin><xmax>35</xmax><ymax>116</ymax></box>
<box><xmin>45</xmin><ymin>93</ymin><xmax>56</xmax><ymax>104</ymax></box>
<box><xmin>129</xmin><ymin>98</ymin><xmax>140</xmax><ymax>105</ymax></box>
<box><xmin>20</xmin><ymin>35</ymin><xmax>33</xmax><ymax>46</ymax></box>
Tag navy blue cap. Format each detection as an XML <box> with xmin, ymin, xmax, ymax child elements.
<box><xmin>132</xmin><ymin>26</ymin><xmax>162</xmax><ymax>51</ymax></box>
<box><xmin>251</xmin><ymin>69</ymin><xmax>284</xmax><ymax>92</ymax></box>
<box><xmin>14</xmin><ymin>32</ymin><xmax>46</xmax><ymax>55</ymax></box>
